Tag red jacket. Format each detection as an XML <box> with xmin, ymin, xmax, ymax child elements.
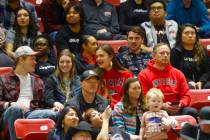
<box><xmin>138</xmin><ymin>60</ymin><xmax>191</xmax><ymax>107</ymax></box>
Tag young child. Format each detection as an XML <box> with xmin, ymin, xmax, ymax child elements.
<box><xmin>140</xmin><ymin>88</ymin><xmax>177</xmax><ymax>140</ymax></box>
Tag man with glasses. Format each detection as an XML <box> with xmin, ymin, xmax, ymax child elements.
<box><xmin>166</xmin><ymin>0</ymin><xmax>210</xmax><ymax>38</ymax></box>
<box><xmin>141</xmin><ymin>0</ymin><xmax>178</xmax><ymax>51</ymax></box>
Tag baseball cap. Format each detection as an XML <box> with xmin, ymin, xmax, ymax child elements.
<box><xmin>14</xmin><ymin>46</ymin><xmax>38</xmax><ymax>59</ymax></box>
<box><xmin>199</xmin><ymin>106</ymin><xmax>210</xmax><ymax>124</ymax></box>
<box><xmin>80</xmin><ymin>70</ymin><xmax>100</xmax><ymax>81</ymax></box>
<box><xmin>179</xmin><ymin>123</ymin><xmax>197</xmax><ymax>140</ymax></box>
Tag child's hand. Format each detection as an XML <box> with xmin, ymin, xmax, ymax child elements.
<box><xmin>102</xmin><ymin>105</ymin><xmax>112</xmax><ymax>120</ymax></box>
<box><xmin>161</xmin><ymin>117</ymin><xmax>171</xmax><ymax>131</ymax></box>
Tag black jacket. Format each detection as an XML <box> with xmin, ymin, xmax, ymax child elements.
<box><xmin>65</xmin><ymin>92</ymin><xmax>108</xmax><ymax>118</ymax></box>
<box><xmin>81</xmin><ymin>0</ymin><xmax>119</xmax><ymax>35</ymax></box>
<box><xmin>170</xmin><ymin>45</ymin><xmax>210</xmax><ymax>83</ymax></box>
<box><xmin>55</xmin><ymin>25</ymin><xmax>84</xmax><ymax>54</ymax></box>
<box><xmin>118</xmin><ymin>0</ymin><xmax>149</xmax><ymax>34</ymax></box>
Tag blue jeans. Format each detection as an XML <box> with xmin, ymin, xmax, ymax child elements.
<box><xmin>1</xmin><ymin>106</ymin><xmax>57</xmax><ymax>140</ymax></box>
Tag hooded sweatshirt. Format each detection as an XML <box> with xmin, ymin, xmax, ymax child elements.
<box><xmin>138</xmin><ymin>60</ymin><xmax>191</xmax><ymax>107</ymax></box>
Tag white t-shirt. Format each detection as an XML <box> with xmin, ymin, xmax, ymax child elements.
<box><xmin>16</xmin><ymin>73</ymin><xmax>33</xmax><ymax>108</ymax></box>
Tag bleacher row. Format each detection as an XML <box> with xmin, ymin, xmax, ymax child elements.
<box><xmin>2</xmin><ymin>0</ymin><xmax>210</xmax><ymax>140</ymax></box>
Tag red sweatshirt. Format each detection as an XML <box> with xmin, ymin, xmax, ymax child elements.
<box><xmin>100</xmin><ymin>68</ymin><xmax>133</xmax><ymax>107</ymax></box>
<box><xmin>138</xmin><ymin>60</ymin><xmax>191</xmax><ymax>107</ymax></box>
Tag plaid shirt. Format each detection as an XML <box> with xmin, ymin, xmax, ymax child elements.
<box><xmin>117</xmin><ymin>49</ymin><xmax>151</xmax><ymax>76</ymax></box>
<box><xmin>0</xmin><ymin>70</ymin><xmax>44</xmax><ymax>114</ymax></box>
<box><xmin>0</xmin><ymin>0</ymin><xmax>38</xmax><ymax>31</ymax></box>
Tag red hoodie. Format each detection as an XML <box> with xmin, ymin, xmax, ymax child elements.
<box><xmin>138</xmin><ymin>60</ymin><xmax>191</xmax><ymax>107</ymax></box>
<box><xmin>100</xmin><ymin>68</ymin><xmax>133</xmax><ymax>107</ymax></box>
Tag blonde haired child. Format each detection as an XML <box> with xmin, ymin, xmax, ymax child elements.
<box><xmin>140</xmin><ymin>88</ymin><xmax>177</xmax><ymax>140</ymax></box>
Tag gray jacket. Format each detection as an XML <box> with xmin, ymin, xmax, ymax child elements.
<box><xmin>141</xmin><ymin>20</ymin><xmax>178</xmax><ymax>49</ymax></box>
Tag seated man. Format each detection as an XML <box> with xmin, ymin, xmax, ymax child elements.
<box><xmin>81</xmin><ymin>0</ymin><xmax>123</xmax><ymax>40</ymax></box>
<box><xmin>138</xmin><ymin>43</ymin><xmax>197</xmax><ymax>118</ymax></box>
<box><xmin>166</xmin><ymin>0</ymin><xmax>210</xmax><ymax>38</ymax></box>
<box><xmin>141</xmin><ymin>0</ymin><xmax>178</xmax><ymax>51</ymax></box>
<box><xmin>117</xmin><ymin>26</ymin><xmax>150</xmax><ymax>76</ymax></box>
<box><xmin>0</xmin><ymin>46</ymin><xmax>55</xmax><ymax>140</ymax></box>
<box><xmin>65</xmin><ymin>70</ymin><xmax>108</xmax><ymax>118</ymax></box>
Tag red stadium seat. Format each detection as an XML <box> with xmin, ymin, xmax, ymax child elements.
<box><xmin>190</xmin><ymin>89</ymin><xmax>210</xmax><ymax>111</ymax></box>
<box><xmin>200</xmin><ymin>39</ymin><xmax>210</xmax><ymax>47</ymax></box>
<box><xmin>14</xmin><ymin>119</ymin><xmax>55</xmax><ymax>140</ymax></box>
<box><xmin>0</xmin><ymin>67</ymin><xmax>13</xmax><ymax>75</ymax></box>
<box><xmin>23</xmin><ymin>132</ymin><xmax>48</xmax><ymax>140</ymax></box>
<box><xmin>38</xmin><ymin>18</ymin><xmax>44</xmax><ymax>32</ymax></box>
<box><xmin>26</xmin><ymin>0</ymin><xmax>42</xmax><ymax>5</ymax></box>
<box><xmin>168</xmin><ymin>115</ymin><xmax>197</xmax><ymax>140</ymax></box>
<box><xmin>97</xmin><ymin>40</ymin><xmax>128</xmax><ymax>53</ymax></box>
<box><xmin>106</xmin><ymin>0</ymin><xmax>120</xmax><ymax>6</ymax></box>
<box><xmin>200</xmin><ymin>39</ymin><xmax>210</xmax><ymax>56</ymax></box>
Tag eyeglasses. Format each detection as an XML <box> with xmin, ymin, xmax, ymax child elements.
<box><xmin>150</xmin><ymin>6</ymin><xmax>164</xmax><ymax>12</ymax></box>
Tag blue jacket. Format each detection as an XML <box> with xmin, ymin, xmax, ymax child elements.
<box><xmin>166</xmin><ymin>0</ymin><xmax>210</xmax><ymax>36</ymax></box>
<box><xmin>44</xmin><ymin>74</ymin><xmax>81</xmax><ymax>107</ymax></box>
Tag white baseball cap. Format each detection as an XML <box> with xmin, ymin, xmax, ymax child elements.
<box><xmin>14</xmin><ymin>46</ymin><xmax>38</xmax><ymax>59</ymax></box>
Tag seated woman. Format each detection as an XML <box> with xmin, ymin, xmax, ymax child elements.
<box><xmin>5</xmin><ymin>8</ymin><xmax>38</xmax><ymax>59</ymax></box>
<box><xmin>75</xmin><ymin>35</ymin><xmax>98</xmax><ymax>75</ymax></box>
<box><xmin>112</xmin><ymin>78</ymin><xmax>145</xmax><ymax>135</ymax></box>
<box><xmin>33</xmin><ymin>34</ymin><xmax>56</xmax><ymax>82</ymax></box>
<box><xmin>95</xmin><ymin>45</ymin><xmax>133</xmax><ymax>107</ymax></box>
<box><xmin>44</xmin><ymin>49</ymin><xmax>80</xmax><ymax>112</ymax></box>
<box><xmin>171</xmin><ymin>24</ymin><xmax>210</xmax><ymax>89</ymax></box>
<box><xmin>83</xmin><ymin>106</ymin><xmax>140</xmax><ymax>140</ymax></box>
<box><xmin>48</xmin><ymin>106</ymin><xmax>80</xmax><ymax>140</ymax></box>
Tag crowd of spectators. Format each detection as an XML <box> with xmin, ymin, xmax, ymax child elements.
<box><xmin>0</xmin><ymin>0</ymin><xmax>210</xmax><ymax>140</ymax></box>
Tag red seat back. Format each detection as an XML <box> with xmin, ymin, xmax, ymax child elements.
<box><xmin>0</xmin><ymin>67</ymin><xmax>13</xmax><ymax>75</ymax></box>
<box><xmin>97</xmin><ymin>40</ymin><xmax>128</xmax><ymax>53</ymax></box>
<box><xmin>190</xmin><ymin>89</ymin><xmax>210</xmax><ymax>111</ymax></box>
<box><xmin>23</xmin><ymin>132</ymin><xmax>48</xmax><ymax>140</ymax></box>
<box><xmin>106</xmin><ymin>0</ymin><xmax>120</xmax><ymax>6</ymax></box>
<box><xmin>14</xmin><ymin>119</ymin><xmax>55</xmax><ymax>139</ymax></box>
<box><xmin>167</xmin><ymin>115</ymin><xmax>197</xmax><ymax>140</ymax></box>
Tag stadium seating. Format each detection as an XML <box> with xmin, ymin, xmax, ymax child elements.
<box><xmin>97</xmin><ymin>40</ymin><xmax>128</xmax><ymax>53</ymax></box>
<box><xmin>190</xmin><ymin>89</ymin><xmax>210</xmax><ymax>111</ymax></box>
<box><xmin>168</xmin><ymin>115</ymin><xmax>197</xmax><ymax>140</ymax></box>
<box><xmin>23</xmin><ymin>132</ymin><xmax>48</xmax><ymax>140</ymax></box>
<box><xmin>200</xmin><ymin>39</ymin><xmax>210</xmax><ymax>47</ymax></box>
<box><xmin>0</xmin><ymin>67</ymin><xmax>13</xmax><ymax>75</ymax></box>
<box><xmin>14</xmin><ymin>119</ymin><xmax>55</xmax><ymax>140</ymax></box>
<box><xmin>106</xmin><ymin>0</ymin><xmax>120</xmax><ymax>6</ymax></box>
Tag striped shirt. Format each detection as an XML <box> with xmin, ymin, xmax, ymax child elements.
<box><xmin>112</xmin><ymin>101</ymin><xmax>144</xmax><ymax>135</ymax></box>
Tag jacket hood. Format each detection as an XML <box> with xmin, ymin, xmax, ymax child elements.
<box><xmin>147</xmin><ymin>59</ymin><xmax>172</xmax><ymax>72</ymax></box>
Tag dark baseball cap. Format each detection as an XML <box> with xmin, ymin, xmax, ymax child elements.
<box><xmin>80</xmin><ymin>70</ymin><xmax>100</xmax><ymax>81</ymax></box>
<box><xmin>199</xmin><ymin>106</ymin><xmax>210</xmax><ymax>124</ymax></box>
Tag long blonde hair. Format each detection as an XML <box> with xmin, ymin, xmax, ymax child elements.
<box><xmin>55</xmin><ymin>49</ymin><xmax>77</xmax><ymax>95</ymax></box>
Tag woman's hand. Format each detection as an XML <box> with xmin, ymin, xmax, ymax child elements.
<box><xmin>52</xmin><ymin>102</ymin><xmax>64</xmax><ymax>112</ymax></box>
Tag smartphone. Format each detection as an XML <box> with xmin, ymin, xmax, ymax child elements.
<box><xmin>171</xmin><ymin>101</ymin><xmax>180</xmax><ymax>107</ymax></box>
